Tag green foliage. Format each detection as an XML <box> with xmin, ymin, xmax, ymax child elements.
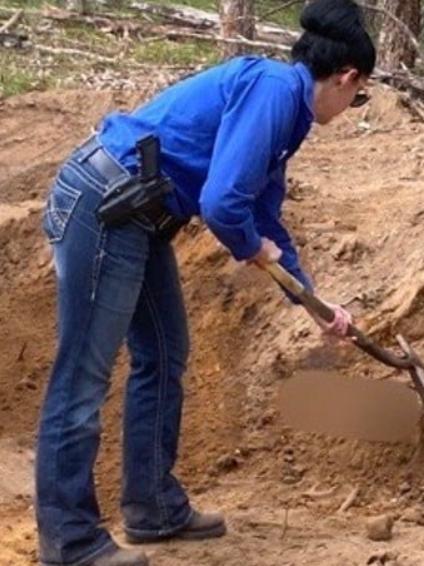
<box><xmin>133</xmin><ymin>39</ymin><xmax>219</xmax><ymax>66</ymax></box>
<box><xmin>152</xmin><ymin>0</ymin><xmax>217</xmax><ymax>11</ymax></box>
<box><xmin>0</xmin><ymin>0</ymin><xmax>46</xmax><ymax>8</ymax></box>
<box><xmin>0</xmin><ymin>68</ymin><xmax>33</xmax><ymax>97</ymax></box>
<box><xmin>62</xmin><ymin>20</ymin><xmax>113</xmax><ymax>46</ymax></box>
<box><xmin>0</xmin><ymin>60</ymin><xmax>52</xmax><ymax>97</ymax></box>
<box><xmin>0</xmin><ymin>0</ymin><xmax>304</xmax><ymax>99</ymax></box>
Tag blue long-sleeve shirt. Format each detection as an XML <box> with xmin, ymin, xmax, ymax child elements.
<box><xmin>99</xmin><ymin>56</ymin><xmax>315</xmax><ymax>295</ymax></box>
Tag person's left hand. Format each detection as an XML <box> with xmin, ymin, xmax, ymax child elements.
<box><xmin>308</xmin><ymin>302</ymin><xmax>352</xmax><ymax>338</ymax></box>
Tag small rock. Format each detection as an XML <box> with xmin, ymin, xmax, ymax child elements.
<box><xmin>215</xmin><ymin>454</ymin><xmax>240</xmax><ymax>473</ymax></box>
<box><xmin>350</xmin><ymin>450</ymin><xmax>365</xmax><ymax>470</ymax></box>
<box><xmin>399</xmin><ymin>481</ymin><xmax>412</xmax><ymax>495</ymax></box>
<box><xmin>292</xmin><ymin>464</ymin><xmax>307</xmax><ymax>476</ymax></box>
<box><xmin>358</xmin><ymin>120</ymin><xmax>372</xmax><ymax>131</ymax></box>
<box><xmin>331</xmin><ymin>234</ymin><xmax>369</xmax><ymax>263</ymax></box>
<box><xmin>259</xmin><ymin>410</ymin><xmax>275</xmax><ymax>427</ymax></box>
<box><xmin>282</xmin><ymin>475</ymin><xmax>301</xmax><ymax>485</ymax></box>
<box><xmin>367</xmin><ymin>551</ymin><xmax>398</xmax><ymax>565</ymax></box>
<box><xmin>366</xmin><ymin>514</ymin><xmax>394</xmax><ymax>541</ymax></box>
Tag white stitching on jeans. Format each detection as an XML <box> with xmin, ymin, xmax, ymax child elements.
<box><xmin>90</xmin><ymin>229</ymin><xmax>107</xmax><ymax>303</ymax></box>
<box><xmin>142</xmin><ymin>282</ymin><xmax>170</xmax><ymax>528</ymax></box>
<box><xmin>44</xmin><ymin>185</ymin><xmax>82</xmax><ymax>243</ymax></box>
<box><xmin>65</xmin><ymin>161</ymin><xmax>104</xmax><ymax>193</ymax></box>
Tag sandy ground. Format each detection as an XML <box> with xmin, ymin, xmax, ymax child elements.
<box><xmin>1</xmin><ymin>82</ymin><xmax>424</xmax><ymax>565</ymax></box>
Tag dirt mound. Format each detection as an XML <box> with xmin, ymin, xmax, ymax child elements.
<box><xmin>1</xmin><ymin>83</ymin><xmax>424</xmax><ymax>565</ymax></box>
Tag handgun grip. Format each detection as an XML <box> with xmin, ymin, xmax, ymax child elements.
<box><xmin>136</xmin><ymin>135</ymin><xmax>160</xmax><ymax>182</ymax></box>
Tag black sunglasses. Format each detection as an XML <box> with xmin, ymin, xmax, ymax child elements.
<box><xmin>350</xmin><ymin>91</ymin><xmax>371</xmax><ymax>108</ymax></box>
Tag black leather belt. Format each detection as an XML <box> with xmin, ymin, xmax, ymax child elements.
<box><xmin>76</xmin><ymin>134</ymin><xmax>188</xmax><ymax>241</ymax></box>
<box><xmin>76</xmin><ymin>135</ymin><xmax>128</xmax><ymax>183</ymax></box>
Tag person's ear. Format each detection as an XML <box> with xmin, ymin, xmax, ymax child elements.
<box><xmin>340</xmin><ymin>68</ymin><xmax>360</xmax><ymax>87</ymax></box>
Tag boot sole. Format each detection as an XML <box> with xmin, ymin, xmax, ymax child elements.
<box><xmin>126</xmin><ymin>522</ymin><xmax>227</xmax><ymax>544</ymax></box>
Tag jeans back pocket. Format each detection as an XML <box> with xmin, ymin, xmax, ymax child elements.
<box><xmin>43</xmin><ymin>180</ymin><xmax>82</xmax><ymax>244</ymax></box>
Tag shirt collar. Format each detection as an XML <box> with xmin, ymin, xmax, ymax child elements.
<box><xmin>293</xmin><ymin>62</ymin><xmax>315</xmax><ymax>121</ymax></box>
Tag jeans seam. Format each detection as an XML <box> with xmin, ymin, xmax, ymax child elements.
<box><xmin>142</xmin><ymin>281</ymin><xmax>170</xmax><ymax>528</ymax></box>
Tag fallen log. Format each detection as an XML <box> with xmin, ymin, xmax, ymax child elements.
<box><xmin>130</xmin><ymin>1</ymin><xmax>299</xmax><ymax>44</ymax></box>
<box><xmin>130</xmin><ymin>1</ymin><xmax>216</xmax><ymax>30</ymax></box>
<box><xmin>41</xmin><ymin>4</ymin><xmax>147</xmax><ymax>36</ymax></box>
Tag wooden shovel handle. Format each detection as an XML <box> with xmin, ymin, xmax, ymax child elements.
<box><xmin>263</xmin><ymin>263</ymin><xmax>413</xmax><ymax>370</ymax></box>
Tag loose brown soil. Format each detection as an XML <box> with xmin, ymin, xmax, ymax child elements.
<box><xmin>1</xmin><ymin>82</ymin><xmax>424</xmax><ymax>566</ymax></box>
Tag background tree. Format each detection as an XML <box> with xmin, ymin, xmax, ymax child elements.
<box><xmin>376</xmin><ymin>0</ymin><xmax>421</xmax><ymax>70</ymax></box>
<box><xmin>218</xmin><ymin>0</ymin><xmax>255</xmax><ymax>57</ymax></box>
<box><xmin>63</xmin><ymin>0</ymin><xmax>91</xmax><ymax>14</ymax></box>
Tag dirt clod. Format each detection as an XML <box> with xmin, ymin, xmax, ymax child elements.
<box><xmin>366</xmin><ymin>514</ymin><xmax>395</xmax><ymax>541</ymax></box>
<box><xmin>215</xmin><ymin>454</ymin><xmax>241</xmax><ymax>473</ymax></box>
<box><xmin>400</xmin><ymin>506</ymin><xmax>424</xmax><ymax>525</ymax></box>
<box><xmin>399</xmin><ymin>481</ymin><xmax>412</xmax><ymax>495</ymax></box>
<box><xmin>367</xmin><ymin>551</ymin><xmax>399</xmax><ymax>565</ymax></box>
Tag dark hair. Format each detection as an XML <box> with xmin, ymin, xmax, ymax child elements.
<box><xmin>292</xmin><ymin>0</ymin><xmax>376</xmax><ymax>79</ymax></box>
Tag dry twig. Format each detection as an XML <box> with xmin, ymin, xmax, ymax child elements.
<box><xmin>258</xmin><ymin>0</ymin><xmax>304</xmax><ymax>23</ymax></box>
<box><xmin>281</xmin><ymin>507</ymin><xmax>289</xmax><ymax>541</ymax></box>
<box><xmin>34</xmin><ymin>44</ymin><xmax>197</xmax><ymax>72</ymax></box>
<box><xmin>35</xmin><ymin>44</ymin><xmax>118</xmax><ymax>64</ymax></box>
<box><xmin>303</xmin><ymin>483</ymin><xmax>338</xmax><ymax>499</ymax></box>
<box><xmin>0</xmin><ymin>8</ymin><xmax>23</xmax><ymax>33</ymax></box>
<box><xmin>16</xmin><ymin>342</ymin><xmax>27</xmax><ymax>363</ymax></box>
<box><xmin>338</xmin><ymin>486</ymin><xmax>360</xmax><ymax>513</ymax></box>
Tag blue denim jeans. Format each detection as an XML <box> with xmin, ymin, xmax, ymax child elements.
<box><xmin>36</xmin><ymin>142</ymin><xmax>192</xmax><ymax>565</ymax></box>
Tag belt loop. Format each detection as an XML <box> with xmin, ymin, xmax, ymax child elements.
<box><xmin>75</xmin><ymin>131</ymin><xmax>100</xmax><ymax>164</ymax></box>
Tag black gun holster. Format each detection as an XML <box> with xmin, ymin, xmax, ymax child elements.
<box><xmin>96</xmin><ymin>135</ymin><xmax>186</xmax><ymax>241</ymax></box>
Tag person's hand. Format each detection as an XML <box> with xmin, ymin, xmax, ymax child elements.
<box><xmin>308</xmin><ymin>302</ymin><xmax>352</xmax><ymax>338</ymax></box>
<box><xmin>249</xmin><ymin>237</ymin><xmax>282</xmax><ymax>267</ymax></box>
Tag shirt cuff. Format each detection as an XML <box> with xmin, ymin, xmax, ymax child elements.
<box><xmin>204</xmin><ymin>214</ymin><xmax>263</xmax><ymax>261</ymax></box>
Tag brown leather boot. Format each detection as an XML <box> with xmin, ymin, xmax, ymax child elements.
<box><xmin>126</xmin><ymin>510</ymin><xmax>227</xmax><ymax>544</ymax></box>
<box><xmin>90</xmin><ymin>548</ymin><xmax>149</xmax><ymax>566</ymax></box>
<box><xmin>175</xmin><ymin>510</ymin><xmax>227</xmax><ymax>541</ymax></box>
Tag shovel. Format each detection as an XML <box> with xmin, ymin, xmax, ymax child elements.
<box><xmin>264</xmin><ymin>263</ymin><xmax>424</xmax><ymax>405</ymax></box>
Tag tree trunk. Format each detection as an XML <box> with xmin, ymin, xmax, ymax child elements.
<box><xmin>218</xmin><ymin>0</ymin><xmax>255</xmax><ymax>58</ymax></box>
<box><xmin>63</xmin><ymin>0</ymin><xmax>90</xmax><ymax>14</ymax></box>
<box><xmin>363</xmin><ymin>0</ymin><xmax>379</xmax><ymax>36</ymax></box>
<box><xmin>378</xmin><ymin>0</ymin><xmax>421</xmax><ymax>70</ymax></box>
